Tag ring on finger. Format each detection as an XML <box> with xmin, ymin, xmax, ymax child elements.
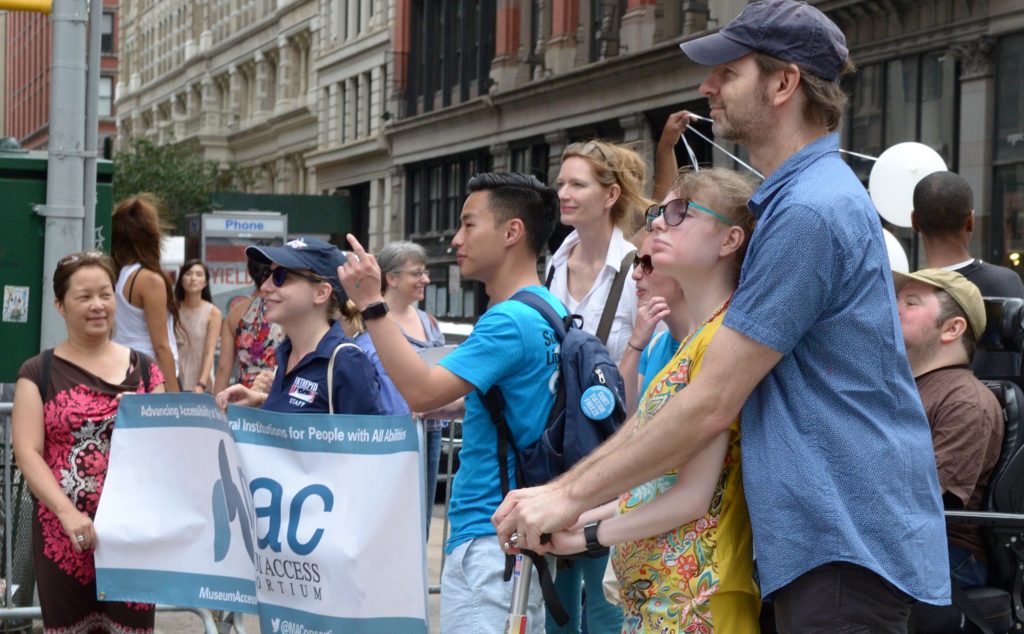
<box><xmin>75</xmin><ymin>534</ymin><xmax>86</xmax><ymax>543</ymax></box>
<box><xmin>509</xmin><ymin>532</ymin><xmax>522</xmax><ymax>548</ymax></box>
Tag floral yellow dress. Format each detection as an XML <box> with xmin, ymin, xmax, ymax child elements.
<box><xmin>610</xmin><ymin>308</ymin><xmax>759</xmax><ymax>633</ymax></box>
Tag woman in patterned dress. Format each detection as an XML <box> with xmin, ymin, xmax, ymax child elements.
<box><xmin>548</xmin><ymin>169</ymin><xmax>759</xmax><ymax>633</ymax></box>
<box><xmin>213</xmin><ymin>257</ymin><xmax>284</xmax><ymax>393</ymax></box>
<box><xmin>12</xmin><ymin>251</ymin><xmax>165</xmax><ymax>633</ymax></box>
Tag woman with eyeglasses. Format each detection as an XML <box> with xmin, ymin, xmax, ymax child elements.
<box><xmin>110</xmin><ymin>195</ymin><xmax>181</xmax><ymax>391</ymax></box>
<box><xmin>547</xmin><ymin>168</ymin><xmax>760</xmax><ymax>633</ymax></box>
<box><xmin>617</xmin><ymin>238</ymin><xmax>690</xmax><ymax>414</ymax></box>
<box><xmin>215</xmin><ymin>237</ymin><xmax>384</xmax><ymax>416</ymax></box>
<box><xmin>174</xmin><ymin>259</ymin><xmax>223</xmax><ymax>393</ymax></box>
<box><xmin>213</xmin><ymin>257</ymin><xmax>284</xmax><ymax>394</ymax></box>
<box><xmin>376</xmin><ymin>241</ymin><xmax>459</xmax><ymax>537</ymax></box>
<box><xmin>547</xmin><ymin>140</ymin><xmax>652</xmax><ymax>632</ymax></box>
<box><xmin>12</xmin><ymin>251</ymin><xmax>163</xmax><ymax>633</ymax></box>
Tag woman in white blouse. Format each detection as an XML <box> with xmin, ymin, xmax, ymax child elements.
<box><xmin>547</xmin><ymin>140</ymin><xmax>651</xmax><ymax>363</ymax></box>
<box><xmin>545</xmin><ymin>139</ymin><xmax>653</xmax><ymax>634</ymax></box>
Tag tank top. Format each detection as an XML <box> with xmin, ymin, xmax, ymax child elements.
<box><xmin>112</xmin><ymin>263</ymin><xmax>179</xmax><ymax>375</ymax></box>
<box><xmin>177</xmin><ymin>301</ymin><xmax>214</xmax><ymax>390</ymax></box>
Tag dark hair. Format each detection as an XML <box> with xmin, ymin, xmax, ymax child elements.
<box><xmin>111</xmin><ymin>194</ymin><xmax>181</xmax><ymax>330</ymax></box>
<box><xmin>247</xmin><ymin>257</ymin><xmax>271</xmax><ymax>289</ymax></box>
<box><xmin>466</xmin><ymin>172</ymin><xmax>558</xmax><ymax>255</ymax></box>
<box><xmin>53</xmin><ymin>251</ymin><xmax>117</xmax><ymax>303</ymax></box>
<box><xmin>174</xmin><ymin>259</ymin><xmax>213</xmax><ymax>303</ymax></box>
<box><xmin>754</xmin><ymin>53</ymin><xmax>855</xmax><ymax>132</ymax></box>
<box><xmin>913</xmin><ymin>172</ymin><xmax>973</xmax><ymax>237</ymax></box>
<box><xmin>935</xmin><ymin>289</ymin><xmax>976</xmax><ymax>361</ymax></box>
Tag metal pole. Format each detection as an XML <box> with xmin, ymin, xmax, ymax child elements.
<box><xmin>37</xmin><ymin>0</ymin><xmax>88</xmax><ymax>349</ymax></box>
<box><xmin>504</xmin><ymin>553</ymin><xmax>533</xmax><ymax>634</ymax></box>
<box><xmin>82</xmin><ymin>0</ymin><xmax>101</xmax><ymax>251</ymax></box>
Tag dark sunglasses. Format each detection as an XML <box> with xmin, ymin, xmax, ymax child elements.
<box><xmin>645</xmin><ymin>199</ymin><xmax>733</xmax><ymax>232</ymax></box>
<box><xmin>270</xmin><ymin>266</ymin><xmax>324</xmax><ymax>287</ymax></box>
<box><xmin>633</xmin><ymin>253</ymin><xmax>654</xmax><ymax>275</ymax></box>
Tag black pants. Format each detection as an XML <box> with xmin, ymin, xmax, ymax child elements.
<box><xmin>774</xmin><ymin>562</ymin><xmax>913</xmax><ymax>634</ymax></box>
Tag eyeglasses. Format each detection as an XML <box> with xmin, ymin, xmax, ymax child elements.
<box><xmin>645</xmin><ymin>199</ymin><xmax>734</xmax><ymax>232</ymax></box>
<box><xmin>633</xmin><ymin>253</ymin><xmax>654</xmax><ymax>275</ymax></box>
<box><xmin>57</xmin><ymin>250</ymin><xmax>105</xmax><ymax>269</ymax></box>
<box><xmin>270</xmin><ymin>266</ymin><xmax>324</xmax><ymax>287</ymax></box>
<box><xmin>396</xmin><ymin>268</ymin><xmax>429</xmax><ymax>279</ymax></box>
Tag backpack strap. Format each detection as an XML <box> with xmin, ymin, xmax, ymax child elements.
<box><xmin>595</xmin><ymin>250</ymin><xmax>635</xmax><ymax>346</ymax></box>
<box><xmin>480</xmin><ymin>384</ymin><xmax>571</xmax><ymax>627</ymax></box>
<box><xmin>508</xmin><ymin>290</ymin><xmax>569</xmax><ymax>340</ymax></box>
<box><xmin>326</xmin><ymin>342</ymin><xmax>362</xmax><ymax>414</ymax></box>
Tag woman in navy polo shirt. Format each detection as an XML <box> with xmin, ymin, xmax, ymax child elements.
<box><xmin>216</xmin><ymin>237</ymin><xmax>384</xmax><ymax>415</ymax></box>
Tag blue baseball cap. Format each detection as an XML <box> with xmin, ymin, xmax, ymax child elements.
<box><xmin>246</xmin><ymin>237</ymin><xmax>348</xmax><ymax>301</ymax></box>
<box><xmin>679</xmin><ymin>0</ymin><xmax>848</xmax><ymax>81</ymax></box>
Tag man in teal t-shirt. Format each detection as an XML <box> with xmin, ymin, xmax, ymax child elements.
<box><xmin>340</xmin><ymin>172</ymin><xmax>560</xmax><ymax>634</ymax></box>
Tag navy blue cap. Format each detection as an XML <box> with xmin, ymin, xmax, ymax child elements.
<box><xmin>246</xmin><ymin>237</ymin><xmax>348</xmax><ymax>301</ymax></box>
<box><xmin>679</xmin><ymin>0</ymin><xmax>848</xmax><ymax>81</ymax></box>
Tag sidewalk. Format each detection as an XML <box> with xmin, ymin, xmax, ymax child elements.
<box><xmin>149</xmin><ymin>503</ymin><xmax>448</xmax><ymax>633</ymax></box>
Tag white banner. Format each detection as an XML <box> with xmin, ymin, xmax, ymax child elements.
<box><xmin>94</xmin><ymin>393</ymin><xmax>428</xmax><ymax>634</ymax></box>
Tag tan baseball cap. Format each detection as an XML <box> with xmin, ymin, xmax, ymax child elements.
<box><xmin>893</xmin><ymin>268</ymin><xmax>986</xmax><ymax>341</ymax></box>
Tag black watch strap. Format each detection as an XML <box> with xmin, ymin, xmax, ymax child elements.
<box><xmin>584</xmin><ymin>520</ymin><xmax>603</xmax><ymax>553</ymax></box>
<box><xmin>361</xmin><ymin>301</ymin><xmax>390</xmax><ymax>322</ymax></box>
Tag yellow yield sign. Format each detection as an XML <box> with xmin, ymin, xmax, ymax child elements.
<box><xmin>0</xmin><ymin>0</ymin><xmax>52</xmax><ymax>13</ymax></box>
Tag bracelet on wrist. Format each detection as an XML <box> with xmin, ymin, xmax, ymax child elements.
<box><xmin>627</xmin><ymin>340</ymin><xmax>644</xmax><ymax>352</ymax></box>
<box><xmin>196</xmin><ymin>381</ymin><xmax>207</xmax><ymax>389</ymax></box>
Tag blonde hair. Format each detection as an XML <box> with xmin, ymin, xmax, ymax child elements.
<box><xmin>562</xmin><ymin>140</ymin><xmax>654</xmax><ymax>236</ymax></box>
<box><xmin>668</xmin><ymin>168</ymin><xmax>758</xmax><ymax>272</ymax></box>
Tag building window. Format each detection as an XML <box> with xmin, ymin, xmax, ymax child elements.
<box><xmin>403</xmin><ymin>0</ymin><xmax>495</xmax><ymax>116</ymax></box>
<box><xmin>406</xmin><ymin>150</ymin><xmax>492</xmax><ymax>318</ymax></box>
<box><xmin>99</xmin><ymin>76</ymin><xmax>114</xmax><ymax>117</ymax></box>
<box><xmin>993</xmin><ymin>33</ymin><xmax>1024</xmax><ymax>271</ymax></box>
<box><xmin>590</xmin><ymin>0</ymin><xmax>627</xmax><ymax>62</ymax></box>
<box><xmin>510</xmin><ymin>140</ymin><xmax>550</xmax><ymax>183</ymax></box>
<box><xmin>101</xmin><ymin>12</ymin><xmax>115</xmax><ymax>54</ymax></box>
<box><xmin>845</xmin><ymin>51</ymin><xmax>957</xmax><ymax>182</ymax></box>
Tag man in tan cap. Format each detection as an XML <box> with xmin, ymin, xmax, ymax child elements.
<box><xmin>895</xmin><ymin>268</ymin><xmax>1003</xmax><ymax>588</ymax></box>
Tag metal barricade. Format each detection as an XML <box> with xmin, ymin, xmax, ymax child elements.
<box><xmin>0</xmin><ymin>402</ymin><xmax>236</xmax><ymax>634</ymax></box>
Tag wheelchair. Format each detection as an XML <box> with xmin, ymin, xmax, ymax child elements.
<box><xmin>913</xmin><ymin>297</ymin><xmax>1024</xmax><ymax>633</ymax></box>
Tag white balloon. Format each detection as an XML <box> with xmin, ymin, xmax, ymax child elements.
<box><xmin>868</xmin><ymin>142</ymin><xmax>947</xmax><ymax>228</ymax></box>
<box><xmin>883</xmin><ymin>228</ymin><xmax>909</xmax><ymax>273</ymax></box>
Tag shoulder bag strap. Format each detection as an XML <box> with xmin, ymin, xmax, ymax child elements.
<box><xmin>544</xmin><ymin>264</ymin><xmax>556</xmax><ymax>289</ymax></box>
<box><xmin>326</xmin><ymin>342</ymin><xmax>361</xmax><ymax>414</ymax></box>
<box><xmin>38</xmin><ymin>348</ymin><xmax>55</xmax><ymax>399</ymax></box>
<box><xmin>595</xmin><ymin>250</ymin><xmax>636</xmax><ymax>345</ymax></box>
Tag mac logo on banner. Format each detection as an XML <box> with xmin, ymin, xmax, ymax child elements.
<box><xmin>212</xmin><ymin>440</ymin><xmax>256</xmax><ymax>563</ymax></box>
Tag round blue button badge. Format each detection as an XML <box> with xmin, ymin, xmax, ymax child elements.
<box><xmin>580</xmin><ymin>385</ymin><xmax>616</xmax><ymax>420</ymax></box>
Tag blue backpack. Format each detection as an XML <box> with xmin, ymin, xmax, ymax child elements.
<box><xmin>480</xmin><ymin>290</ymin><xmax>628</xmax><ymax>491</ymax></box>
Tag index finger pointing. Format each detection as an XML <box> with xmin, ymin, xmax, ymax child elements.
<box><xmin>346</xmin><ymin>233</ymin><xmax>369</xmax><ymax>259</ymax></box>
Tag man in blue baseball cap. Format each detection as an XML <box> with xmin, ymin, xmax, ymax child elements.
<box><xmin>494</xmin><ymin>1</ymin><xmax>951</xmax><ymax>631</ymax></box>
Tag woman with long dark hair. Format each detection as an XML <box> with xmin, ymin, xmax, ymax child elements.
<box><xmin>110</xmin><ymin>195</ymin><xmax>181</xmax><ymax>391</ymax></box>
<box><xmin>174</xmin><ymin>259</ymin><xmax>223</xmax><ymax>392</ymax></box>
<box><xmin>13</xmin><ymin>251</ymin><xmax>163</xmax><ymax>633</ymax></box>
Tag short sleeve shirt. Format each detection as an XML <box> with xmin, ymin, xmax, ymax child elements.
<box><xmin>263</xmin><ymin>322</ymin><xmax>384</xmax><ymax>415</ymax></box>
<box><xmin>722</xmin><ymin>133</ymin><xmax>950</xmax><ymax>604</ymax></box>
<box><xmin>438</xmin><ymin>286</ymin><xmax>564</xmax><ymax>553</ymax></box>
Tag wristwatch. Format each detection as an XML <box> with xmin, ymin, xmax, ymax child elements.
<box><xmin>583</xmin><ymin>520</ymin><xmax>604</xmax><ymax>553</ymax></box>
<box><xmin>360</xmin><ymin>301</ymin><xmax>390</xmax><ymax>322</ymax></box>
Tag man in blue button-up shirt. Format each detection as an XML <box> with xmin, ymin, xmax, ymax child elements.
<box><xmin>494</xmin><ymin>1</ymin><xmax>950</xmax><ymax>631</ymax></box>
